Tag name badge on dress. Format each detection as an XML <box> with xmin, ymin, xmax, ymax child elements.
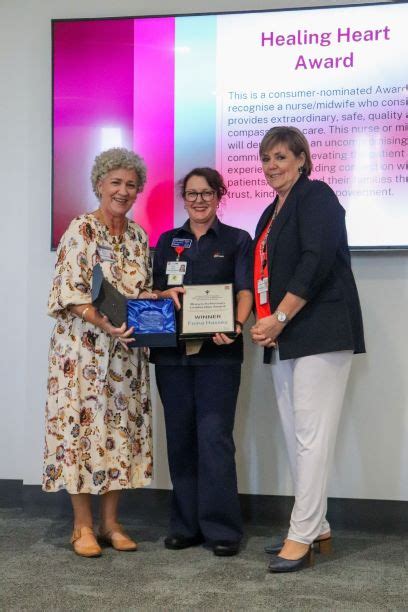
<box><xmin>97</xmin><ymin>244</ymin><xmax>116</xmax><ymax>263</ymax></box>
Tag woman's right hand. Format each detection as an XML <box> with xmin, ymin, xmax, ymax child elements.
<box><xmin>250</xmin><ymin>316</ymin><xmax>278</xmax><ymax>347</ymax></box>
<box><xmin>155</xmin><ymin>286</ymin><xmax>185</xmax><ymax>310</ymax></box>
<box><xmin>100</xmin><ymin>316</ymin><xmax>135</xmax><ymax>351</ymax></box>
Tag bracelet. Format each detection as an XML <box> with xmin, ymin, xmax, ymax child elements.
<box><xmin>81</xmin><ymin>306</ymin><xmax>91</xmax><ymax>322</ymax></box>
<box><xmin>235</xmin><ymin>320</ymin><xmax>243</xmax><ymax>331</ymax></box>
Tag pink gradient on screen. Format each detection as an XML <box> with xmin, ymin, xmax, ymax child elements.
<box><xmin>52</xmin><ymin>20</ymin><xmax>134</xmax><ymax>248</ymax></box>
<box><xmin>132</xmin><ymin>18</ymin><xmax>175</xmax><ymax>247</ymax></box>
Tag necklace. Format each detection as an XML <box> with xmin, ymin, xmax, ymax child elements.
<box><xmin>94</xmin><ymin>208</ymin><xmax>128</xmax><ymax>238</ymax></box>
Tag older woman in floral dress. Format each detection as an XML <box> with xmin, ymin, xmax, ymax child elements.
<box><xmin>43</xmin><ymin>148</ymin><xmax>155</xmax><ymax>557</ymax></box>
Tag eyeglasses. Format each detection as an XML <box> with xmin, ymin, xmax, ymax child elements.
<box><xmin>184</xmin><ymin>190</ymin><xmax>216</xmax><ymax>203</ymax></box>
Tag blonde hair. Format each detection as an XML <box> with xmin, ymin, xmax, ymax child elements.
<box><xmin>91</xmin><ymin>148</ymin><xmax>147</xmax><ymax>197</ymax></box>
<box><xmin>259</xmin><ymin>127</ymin><xmax>313</xmax><ymax>176</ymax></box>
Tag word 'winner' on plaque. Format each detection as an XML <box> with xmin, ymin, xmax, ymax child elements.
<box><xmin>180</xmin><ymin>284</ymin><xmax>235</xmax><ymax>339</ymax></box>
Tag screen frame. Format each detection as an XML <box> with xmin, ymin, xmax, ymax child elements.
<box><xmin>51</xmin><ymin>0</ymin><xmax>408</xmax><ymax>252</ymax></box>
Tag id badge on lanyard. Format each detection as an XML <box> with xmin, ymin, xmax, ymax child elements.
<box><xmin>257</xmin><ymin>277</ymin><xmax>268</xmax><ymax>305</ymax></box>
<box><xmin>166</xmin><ymin>260</ymin><xmax>187</xmax><ymax>286</ymax></box>
<box><xmin>167</xmin><ymin>238</ymin><xmax>192</xmax><ymax>285</ymax></box>
<box><xmin>258</xmin><ymin>215</ymin><xmax>274</xmax><ymax>306</ymax></box>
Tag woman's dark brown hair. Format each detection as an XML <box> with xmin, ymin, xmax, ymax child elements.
<box><xmin>180</xmin><ymin>167</ymin><xmax>228</xmax><ymax>200</ymax></box>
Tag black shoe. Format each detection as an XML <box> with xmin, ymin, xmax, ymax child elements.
<box><xmin>265</xmin><ymin>536</ymin><xmax>332</xmax><ymax>555</ymax></box>
<box><xmin>164</xmin><ymin>534</ymin><xmax>204</xmax><ymax>550</ymax></box>
<box><xmin>267</xmin><ymin>547</ymin><xmax>314</xmax><ymax>573</ymax></box>
<box><xmin>211</xmin><ymin>540</ymin><xmax>240</xmax><ymax>557</ymax></box>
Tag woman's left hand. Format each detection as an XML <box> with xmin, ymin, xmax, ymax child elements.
<box><xmin>212</xmin><ymin>324</ymin><xmax>242</xmax><ymax>345</ymax></box>
<box><xmin>139</xmin><ymin>289</ymin><xmax>158</xmax><ymax>300</ymax></box>
<box><xmin>250</xmin><ymin>315</ymin><xmax>283</xmax><ymax>347</ymax></box>
<box><xmin>156</xmin><ymin>286</ymin><xmax>185</xmax><ymax>310</ymax></box>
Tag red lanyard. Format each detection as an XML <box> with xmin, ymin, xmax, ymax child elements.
<box><xmin>259</xmin><ymin>205</ymin><xmax>279</xmax><ymax>278</ymax></box>
<box><xmin>174</xmin><ymin>246</ymin><xmax>184</xmax><ymax>260</ymax></box>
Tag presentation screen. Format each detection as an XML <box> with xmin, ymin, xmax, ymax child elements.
<box><xmin>52</xmin><ymin>2</ymin><xmax>408</xmax><ymax>250</ymax></box>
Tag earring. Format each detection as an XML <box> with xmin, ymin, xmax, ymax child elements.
<box><xmin>298</xmin><ymin>166</ymin><xmax>304</xmax><ymax>174</ymax></box>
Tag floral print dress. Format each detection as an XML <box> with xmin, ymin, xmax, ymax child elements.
<box><xmin>43</xmin><ymin>214</ymin><xmax>153</xmax><ymax>495</ymax></box>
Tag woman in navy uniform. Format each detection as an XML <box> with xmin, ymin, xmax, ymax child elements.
<box><xmin>151</xmin><ymin>167</ymin><xmax>253</xmax><ymax>556</ymax></box>
<box><xmin>251</xmin><ymin>127</ymin><xmax>365</xmax><ymax>572</ymax></box>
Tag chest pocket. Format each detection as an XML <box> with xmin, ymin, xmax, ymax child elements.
<box><xmin>192</xmin><ymin>250</ymin><xmax>235</xmax><ymax>284</ymax></box>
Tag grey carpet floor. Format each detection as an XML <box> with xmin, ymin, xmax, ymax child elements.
<box><xmin>0</xmin><ymin>509</ymin><xmax>407</xmax><ymax>611</ymax></box>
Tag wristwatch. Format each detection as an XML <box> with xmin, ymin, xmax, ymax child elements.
<box><xmin>274</xmin><ymin>310</ymin><xmax>289</xmax><ymax>324</ymax></box>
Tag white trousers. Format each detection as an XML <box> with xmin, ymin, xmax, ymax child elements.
<box><xmin>271</xmin><ymin>350</ymin><xmax>353</xmax><ymax>545</ymax></box>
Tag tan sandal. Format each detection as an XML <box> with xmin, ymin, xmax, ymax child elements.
<box><xmin>99</xmin><ymin>524</ymin><xmax>137</xmax><ymax>551</ymax></box>
<box><xmin>71</xmin><ymin>526</ymin><xmax>102</xmax><ymax>557</ymax></box>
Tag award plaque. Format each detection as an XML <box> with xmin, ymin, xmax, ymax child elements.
<box><xmin>180</xmin><ymin>283</ymin><xmax>235</xmax><ymax>340</ymax></box>
<box><xmin>127</xmin><ymin>298</ymin><xmax>176</xmax><ymax>347</ymax></box>
<box><xmin>92</xmin><ymin>264</ymin><xmax>177</xmax><ymax>347</ymax></box>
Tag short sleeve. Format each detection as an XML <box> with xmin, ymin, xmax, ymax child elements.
<box><xmin>233</xmin><ymin>230</ymin><xmax>253</xmax><ymax>293</ymax></box>
<box><xmin>152</xmin><ymin>232</ymin><xmax>169</xmax><ymax>291</ymax></box>
<box><xmin>47</xmin><ymin>218</ymin><xmax>94</xmax><ymax>318</ymax></box>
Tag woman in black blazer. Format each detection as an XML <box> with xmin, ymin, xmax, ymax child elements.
<box><xmin>250</xmin><ymin>126</ymin><xmax>365</xmax><ymax>573</ymax></box>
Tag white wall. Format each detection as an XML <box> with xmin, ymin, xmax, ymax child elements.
<box><xmin>1</xmin><ymin>0</ymin><xmax>407</xmax><ymax>500</ymax></box>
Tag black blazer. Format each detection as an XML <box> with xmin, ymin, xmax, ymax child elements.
<box><xmin>254</xmin><ymin>174</ymin><xmax>365</xmax><ymax>361</ymax></box>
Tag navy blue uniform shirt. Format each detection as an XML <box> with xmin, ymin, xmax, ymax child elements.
<box><xmin>150</xmin><ymin>217</ymin><xmax>253</xmax><ymax>365</ymax></box>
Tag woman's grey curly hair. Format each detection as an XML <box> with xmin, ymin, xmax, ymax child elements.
<box><xmin>91</xmin><ymin>147</ymin><xmax>147</xmax><ymax>197</ymax></box>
